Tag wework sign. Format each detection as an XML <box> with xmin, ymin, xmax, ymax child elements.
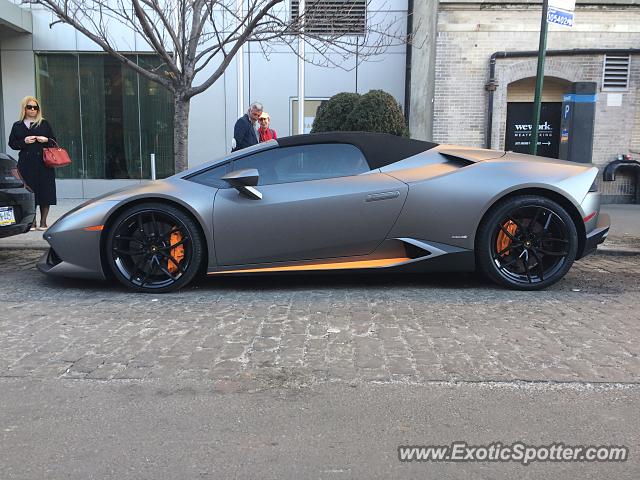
<box><xmin>505</xmin><ymin>103</ymin><xmax>562</xmax><ymax>159</ymax></box>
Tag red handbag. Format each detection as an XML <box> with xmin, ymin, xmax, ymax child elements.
<box><xmin>43</xmin><ymin>140</ymin><xmax>72</xmax><ymax>168</ymax></box>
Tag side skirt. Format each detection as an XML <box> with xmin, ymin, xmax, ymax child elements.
<box><xmin>207</xmin><ymin>239</ymin><xmax>475</xmax><ymax>276</ymax></box>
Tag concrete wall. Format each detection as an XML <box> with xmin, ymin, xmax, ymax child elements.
<box><xmin>408</xmin><ymin>0</ymin><xmax>438</xmax><ymax>141</ymax></box>
<box><xmin>0</xmin><ymin>32</ymin><xmax>34</xmax><ymax>153</ymax></box>
<box><xmin>433</xmin><ymin>2</ymin><xmax>640</xmax><ymax>202</ymax></box>
<box><xmin>0</xmin><ymin>0</ymin><xmax>33</xmax><ymax>150</ymax></box>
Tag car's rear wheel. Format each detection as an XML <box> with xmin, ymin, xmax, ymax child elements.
<box><xmin>105</xmin><ymin>202</ymin><xmax>204</xmax><ymax>293</ymax></box>
<box><xmin>476</xmin><ymin>195</ymin><xmax>578</xmax><ymax>290</ymax></box>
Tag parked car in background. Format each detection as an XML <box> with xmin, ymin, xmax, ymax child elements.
<box><xmin>0</xmin><ymin>153</ymin><xmax>35</xmax><ymax>238</ymax></box>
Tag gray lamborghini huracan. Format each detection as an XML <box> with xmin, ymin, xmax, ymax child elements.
<box><xmin>38</xmin><ymin>132</ymin><xmax>610</xmax><ymax>292</ymax></box>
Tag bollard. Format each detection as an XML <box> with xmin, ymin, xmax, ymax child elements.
<box><xmin>150</xmin><ymin>153</ymin><xmax>156</xmax><ymax>180</ymax></box>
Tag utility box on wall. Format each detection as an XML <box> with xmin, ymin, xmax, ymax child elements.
<box><xmin>559</xmin><ymin>82</ymin><xmax>597</xmax><ymax>164</ymax></box>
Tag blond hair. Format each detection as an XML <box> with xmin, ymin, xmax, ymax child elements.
<box><xmin>19</xmin><ymin>96</ymin><xmax>44</xmax><ymax>127</ymax></box>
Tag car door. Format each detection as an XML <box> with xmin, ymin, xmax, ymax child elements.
<box><xmin>212</xmin><ymin>143</ymin><xmax>408</xmax><ymax>266</ymax></box>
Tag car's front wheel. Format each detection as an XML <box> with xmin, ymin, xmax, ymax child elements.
<box><xmin>105</xmin><ymin>202</ymin><xmax>204</xmax><ymax>293</ymax></box>
<box><xmin>476</xmin><ymin>195</ymin><xmax>578</xmax><ymax>290</ymax></box>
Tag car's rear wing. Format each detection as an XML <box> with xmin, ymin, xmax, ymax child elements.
<box><xmin>435</xmin><ymin>145</ymin><xmax>506</xmax><ymax>164</ymax></box>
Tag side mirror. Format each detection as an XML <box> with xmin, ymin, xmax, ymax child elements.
<box><xmin>222</xmin><ymin>168</ymin><xmax>262</xmax><ymax>200</ymax></box>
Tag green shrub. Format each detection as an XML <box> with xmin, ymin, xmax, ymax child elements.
<box><xmin>311</xmin><ymin>92</ymin><xmax>361</xmax><ymax>132</ymax></box>
<box><xmin>345</xmin><ymin>90</ymin><xmax>407</xmax><ymax>136</ymax></box>
<box><xmin>311</xmin><ymin>89</ymin><xmax>407</xmax><ymax>136</ymax></box>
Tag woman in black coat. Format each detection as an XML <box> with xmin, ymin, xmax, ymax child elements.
<box><xmin>9</xmin><ymin>96</ymin><xmax>57</xmax><ymax>230</ymax></box>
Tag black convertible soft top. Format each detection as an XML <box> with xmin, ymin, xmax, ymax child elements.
<box><xmin>277</xmin><ymin>132</ymin><xmax>438</xmax><ymax>170</ymax></box>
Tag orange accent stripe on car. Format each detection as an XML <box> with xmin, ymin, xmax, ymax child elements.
<box><xmin>208</xmin><ymin>257</ymin><xmax>411</xmax><ymax>275</ymax></box>
<box><xmin>83</xmin><ymin>225</ymin><xmax>104</xmax><ymax>231</ymax></box>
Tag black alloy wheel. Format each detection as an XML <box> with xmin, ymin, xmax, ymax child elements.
<box><xmin>106</xmin><ymin>202</ymin><xmax>204</xmax><ymax>292</ymax></box>
<box><xmin>476</xmin><ymin>195</ymin><xmax>578</xmax><ymax>290</ymax></box>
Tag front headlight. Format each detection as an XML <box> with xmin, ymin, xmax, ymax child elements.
<box><xmin>589</xmin><ymin>179</ymin><xmax>598</xmax><ymax>192</ymax></box>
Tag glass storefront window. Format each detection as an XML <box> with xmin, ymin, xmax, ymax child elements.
<box><xmin>35</xmin><ymin>54</ymin><xmax>83</xmax><ymax>179</ymax></box>
<box><xmin>138</xmin><ymin>56</ymin><xmax>175</xmax><ymax>179</ymax></box>
<box><xmin>35</xmin><ymin>53</ymin><xmax>174</xmax><ymax>180</ymax></box>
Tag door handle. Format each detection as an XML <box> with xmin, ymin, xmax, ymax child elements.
<box><xmin>365</xmin><ymin>191</ymin><xmax>400</xmax><ymax>202</ymax></box>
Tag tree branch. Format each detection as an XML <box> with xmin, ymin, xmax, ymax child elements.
<box><xmin>131</xmin><ymin>0</ymin><xmax>180</xmax><ymax>76</ymax></box>
<box><xmin>188</xmin><ymin>0</ymin><xmax>284</xmax><ymax>98</ymax></box>
<box><xmin>30</xmin><ymin>0</ymin><xmax>175</xmax><ymax>89</ymax></box>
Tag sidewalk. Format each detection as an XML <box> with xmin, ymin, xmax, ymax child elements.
<box><xmin>0</xmin><ymin>199</ymin><xmax>84</xmax><ymax>250</ymax></box>
<box><xmin>597</xmin><ymin>204</ymin><xmax>640</xmax><ymax>255</ymax></box>
<box><xmin>1</xmin><ymin>199</ymin><xmax>639</xmax><ymax>254</ymax></box>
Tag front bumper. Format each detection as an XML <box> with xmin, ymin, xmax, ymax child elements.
<box><xmin>36</xmin><ymin>200</ymin><xmax>118</xmax><ymax>280</ymax></box>
<box><xmin>36</xmin><ymin>248</ymin><xmax>61</xmax><ymax>274</ymax></box>
<box><xmin>579</xmin><ymin>213</ymin><xmax>610</xmax><ymax>259</ymax></box>
<box><xmin>0</xmin><ymin>222</ymin><xmax>31</xmax><ymax>238</ymax></box>
<box><xmin>37</xmin><ymin>246</ymin><xmax>106</xmax><ymax>279</ymax></box>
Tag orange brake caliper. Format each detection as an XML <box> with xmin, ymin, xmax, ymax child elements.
<box><xmin>496</xmin><ymin>221</ymin><xmax>518</xmax><ymax>256</ymax></box>
<box><xmin>168</xmin><ymin>228</ymin><xmax>185</xmax><ymax>274</ymax></box>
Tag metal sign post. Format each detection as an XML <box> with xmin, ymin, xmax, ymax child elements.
<box><xmin>529</xmin><ymin>0</ymin><xmax>549</xmax><ymax>156</ymax></box>
<box><xmin>531</xmin><ymin>0</ymin><xmax>576</xmax><ymax>156</ymax></box>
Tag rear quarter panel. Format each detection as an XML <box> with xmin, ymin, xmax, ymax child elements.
<box><xmin>387</xmin><ymin>157</ymin><xmax>597</xmax><ymax>250</ymax></box>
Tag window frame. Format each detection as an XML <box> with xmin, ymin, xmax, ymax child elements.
<box><xmin>230</xmin><ymin>143</ymin><xmax>369</xmax><ymax>186</ymax></box>
<box><xmin>187</xmin><ymin>143</ymin><xmax>371</xmax><ymax>188</ymax></box>
<box><xmin>186</xmin><ymin>160</ymin><xmax>232</xmax><ymax>188</ymax></box>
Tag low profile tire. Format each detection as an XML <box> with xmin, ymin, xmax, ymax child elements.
<box><xmin>105</xmin><ymin>202</ymin><xmax>204</xmax><ymax>293</ymax></box>
<box><xmin>476</xmin><ymin>195</ymin><xmax>578</xmax><ymax>290</ymax></box>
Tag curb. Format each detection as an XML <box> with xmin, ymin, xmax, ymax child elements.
<box><xmin>0</xmin><ymin>245</ymin><xmax>49</xmax><ymax>251</ymax></box>
<box><xmin>595</xmin><ymin>246</ymin><xmax>640</xmax><ymax>256</ymax></box>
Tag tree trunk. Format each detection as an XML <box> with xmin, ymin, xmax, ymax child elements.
<box><xmin>173</xmin><ymin>93</ymin><xmax>191</xmax><ymax>173</ymax></box>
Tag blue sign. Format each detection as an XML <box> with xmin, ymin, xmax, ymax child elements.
<box><xmin>547</xmin><ymin>7</ymin><xmax>574</xmax><ymax>27</ymax></box>
<box><xmin>563</xmin><ymin>94</ymin><xmax>597</xmax><ymax>103</ymax></box>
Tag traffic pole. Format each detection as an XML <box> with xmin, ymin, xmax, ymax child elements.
<box><xmin>530</xmin><ymin>0</ymin><xmax>549</xmax><ymax>156</ymax></box>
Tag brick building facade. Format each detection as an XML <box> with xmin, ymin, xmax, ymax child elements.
<box><xmin>410</xmin><ymin>0</ymin><xmax>640</xmax><ymax>203</ymax></box>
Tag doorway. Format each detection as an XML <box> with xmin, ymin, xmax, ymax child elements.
<box><xmin>504</xmin><ymin>77</ymin><xmax>571</xmax><ymax>159</ymax></box>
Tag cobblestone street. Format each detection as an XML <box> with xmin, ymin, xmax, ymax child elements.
<box><xmin>1</xmin><ymin>250</ymin><xmax>639</xmax><ymax>387</ymax></box>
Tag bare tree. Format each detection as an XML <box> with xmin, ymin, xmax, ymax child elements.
<box><xmin>25</xmin><ymin>0</ymin><xmax>408</xmax><ymax>172</ymax></box>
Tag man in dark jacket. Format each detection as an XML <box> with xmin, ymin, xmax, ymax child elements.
<box><xmin>233</xmin><ymin>102</ymin><xmax>263</xmax><ymax>151</ymax></box>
